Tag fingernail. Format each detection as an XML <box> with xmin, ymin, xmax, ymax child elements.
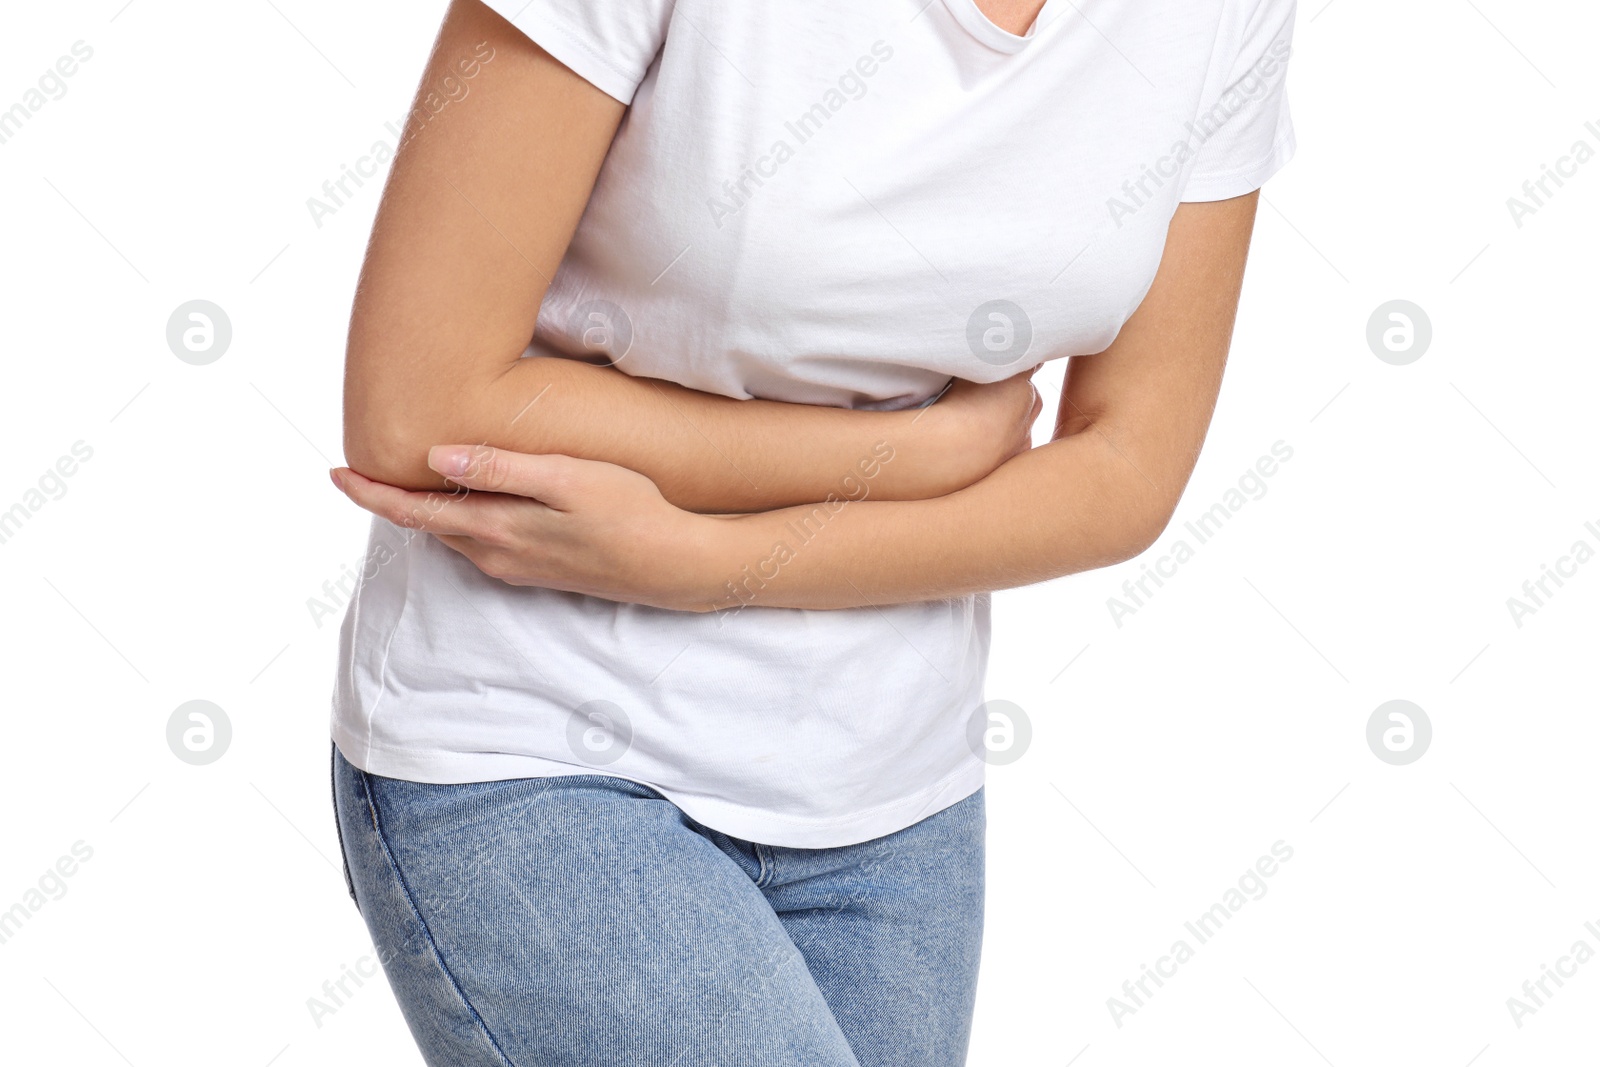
<box><xmin>428</xmin><ymin>446</ymin><xmax>471</xmax><ymax>478</ymax></box>
<box><xmin>329</xmin><ymin>468</ymin><xmax>344</xmax><ymax>491</ymax></box>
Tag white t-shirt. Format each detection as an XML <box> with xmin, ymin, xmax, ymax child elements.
<box><xmin>332</xmin><ymin>0</ymin><xmax>1297</xmax><ymax>847</ymax></box>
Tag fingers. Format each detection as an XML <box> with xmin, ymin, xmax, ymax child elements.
<box><xmin>432</xmin><ymin>531</ymin><xmax>512</xmax><ymax>582</ymax></box>
<box><xmin>330</xmin><ymin>466</ymin><xmax>482</xmax><ymax>536</ymax></box>
<box><xmin>427</xmin><ymin>445</ymin><xmax>583</xmax><ymax>509</ymax></box>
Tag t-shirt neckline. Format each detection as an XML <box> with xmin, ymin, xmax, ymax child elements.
<box><xmin>939</xmin><ymin>0</ymin><xmax>1060</xmax><ymax>54</ymax></box>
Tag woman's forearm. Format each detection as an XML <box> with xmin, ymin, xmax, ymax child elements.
<box><xmin>678</xmin><ymin>194</ymin><xmax>1262</xmax><ymax>610</ymax></box>
<box><xmin>338</xmin><ymin>4</ymin><xmax>1036</xmax><ymax>514</ymax></box>
<box><xmin>346</xmin><ymin>349</ymin><xmax>1029</xmax><ymax>514</ymax></box>
<box><xmin>693</xmin><ymin>429</ymin><xmax>1167</xmax><ymax>611</ymax></box>
<box><xmin>333</xmin><ymin>4</ymin><xmax>1260</xmax><ymax>616</ymax></box>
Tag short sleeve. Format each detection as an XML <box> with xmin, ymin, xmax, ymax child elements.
<box><xmin>1180</xmin><ymin>0</ymin><xmax>1298</xmax><ymax>202</ymax></box>
<box><xmin>479</xmin><ymin>0</ymin><xmax>677</xmax><ymax>105</ymax></box>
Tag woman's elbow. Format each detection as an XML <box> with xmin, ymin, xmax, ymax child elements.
<box><xmin>341</xmin><ymin>399</ymin><xmax>446</xmax><ymax>491</ymax></box>
<box><xmin>1123</xmin><ymin>494</ymin><xmax>1183</xmax><ymax>562</ymax></box>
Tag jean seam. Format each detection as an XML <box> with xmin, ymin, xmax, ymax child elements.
<box><xmin>331</xmin><ymin>744</ymin><xmax>359</xmax><ymax>909</ymax></box>
<box><xmin>356</xmin><ymin>770</ymin><xmax>517</xmax><ymax>1067</ymax></box>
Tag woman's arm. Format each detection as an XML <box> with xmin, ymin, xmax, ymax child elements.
<box><xmin>331</xmin><ymin>192</ymin><xmax>1261</xmax><ymax>610</ymax></box>
<box><xmin>690</xmin><ymin>192</ymin><xmax>1260</xmax><ymax>608</ymax></box>
<box><xmin>344</xmin><ymin>0</ymin><xmax>1036</xmax><ymax>513</ymax></box>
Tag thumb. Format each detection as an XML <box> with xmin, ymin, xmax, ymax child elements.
<box><xmin>427</xmin><ymin>445</ymin><xmax>581</xmax><ymax>508</ymax></box>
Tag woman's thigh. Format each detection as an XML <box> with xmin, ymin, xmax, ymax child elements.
<box><xmin>762</xmin><ymin>788</ymin><xmax>986</xmax><ymax>1067</ymax></box>
<box><xmin>332</xmin><ymin>747</ymin><xmax>861</xmax><ymax>1067</ymax></box>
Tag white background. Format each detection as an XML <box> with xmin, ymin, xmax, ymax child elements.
<box><xmin>1</xmin><ymin>1</ymin><xmax>1596</xmax><ymax>1064</ymax></box>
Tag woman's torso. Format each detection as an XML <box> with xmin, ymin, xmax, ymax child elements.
<box><xmin>333</xmin><ymin>0</ymin><xmax>1295</xmax><ymax>847</ymax></box>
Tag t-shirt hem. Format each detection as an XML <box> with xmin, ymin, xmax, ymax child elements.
<box><xmin>1179</xmin><ymin>127</ymin><xmax>1297</xmax><ymax>203</ymax></box>
<box><xmin>333</xmin><ymin>727</ymin><xmax>986</xmax><ymax>850</ymax></box>
<box><xmin>483</xmin><ymin>4</ymin><xmax>643</xmax><ymax>104</ymax></box>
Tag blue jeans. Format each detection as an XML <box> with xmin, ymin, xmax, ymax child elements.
<box><xmin>331</xmin><ymin>745</ymin><xmax>985</xmax><ymax>1066</ymax></box>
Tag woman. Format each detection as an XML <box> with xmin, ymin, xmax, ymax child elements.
<box><xmin>328</xmin><ymin>0</ymin><xmax>1297</xmax><ymax>1063</ymax></box>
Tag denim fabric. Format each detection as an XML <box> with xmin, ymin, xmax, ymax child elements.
<box><xmin>331</xmin><ymin>745</ymin><xmax>984</xmax><ymax>1066</ymax></box>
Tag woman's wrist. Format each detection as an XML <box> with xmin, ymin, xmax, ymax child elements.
<box><xmin>666</xmin><ymin>491</ymin><xmax>942</xmax><ymax>614</ymax></box>
<box><xmin>661</xmin><ymin>512</ymin><xmax>743</xmax><ymax>613</ymax></box>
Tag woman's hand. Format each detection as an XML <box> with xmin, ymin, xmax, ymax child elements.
<box><xmin>851</xmin><ymin>368</ymin><xmax>1043</xmax><ymax>505</ymax></box>
<box><xmin>327</xmin><ymin>370</ymin><xmax>1043</xmax><ymax>612</ymax></box>
<box><xmin>930</xmin><ymin>370</ymin><xmax>1044</xmax><ymax>470</ymax></box>
<box><xmin>330</xmin><ymin>445</ymin><xmax>719</xmax><ymax>611</ymax></box>
<box><xmin>322</xmin><ymin>366</ymin><xmax>1056</xmax><ymax>614</ymax></box>
<box><xmin>331</xmin><ymin>195</ymin><xmax>1257</xmax><ymax>614</ymax></box>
